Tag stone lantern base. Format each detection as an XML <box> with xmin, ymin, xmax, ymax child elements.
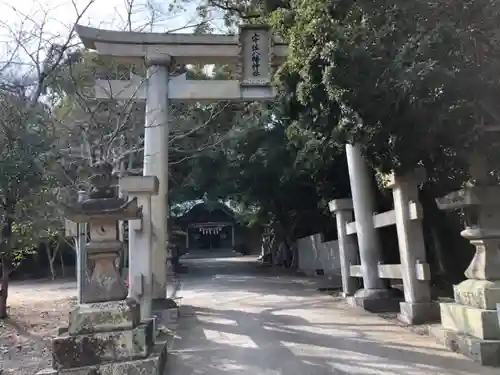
<box><xmin>432</xmin><ymin>186</ymin><xmax>500</xmax><ymax>366</ymax></box>
<box><xmin>36</xmin><ymin>300</ymin><xmax>168</xmax><ymax>375</ymax></box>
<box><xmin>430</xmin><ymin>280</ymin><xmax>500</xmax><ymax>366</ymax></box>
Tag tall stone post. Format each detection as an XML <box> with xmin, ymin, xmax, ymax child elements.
<box><xmin>345</xmin><ymin>144</ymin><xmax>401</xmax><ymax>311</ymax></box>
<box><xmin>387</xmin><ymin>170</ymin><xmax>438</xmax><ymax>324</ymax></box>
<box><xmin>141</xmin><ymin>57</ymin><xmax>170</xmax><ymax>300</ymax></box>
<box><xmin>120</xmin><ymin>176</ymin><xmax>159</xmax><ymax>321</ymax></box>
<box><xmin>329</xmin><ymin>199</ymin><xmax>360</xmax><ymax>297</ymax></box>
<box><xmin>76</xmin><ymin>191</ymin><xmax>88</xmax><ymax>304</ymax></box>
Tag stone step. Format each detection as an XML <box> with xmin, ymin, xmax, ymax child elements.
<box><xmin>440</xmin><ymin>302</ymin><xmax>500</xmax><ymax>340</ymax></box>
<box><xmin>68</xmin><ymin>299</ymin><xmax>141</xmax><ymax>335</ymax></box>
<box><xmin>52</xmin><ymin>320</ymin><xmax>154</xmax><ymax>370</ymax></box>
<box><xmin>430</xmin><ymin>325</ymin><xmax>500</xmax><ymax>367</ymax></box>
<box><xmin>38</xmin><ymin>340</ymin><xmax>168</xmax><ymax>375</ymax></box>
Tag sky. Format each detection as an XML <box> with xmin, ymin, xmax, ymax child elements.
<box><xmin>0</xmin><ymin>0</ymin><xmax>201</xmax><ymax>34</ymax></box>
<box><xmin>0</xmin><ymin>0</ymin><xmax>226</xmax><ymax>72</ymax></box>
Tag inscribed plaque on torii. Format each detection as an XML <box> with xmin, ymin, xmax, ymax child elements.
<box><xmin>240</xmin><ymin>26</ymin><xmax>273</xmax><ymax>87</ymax></box>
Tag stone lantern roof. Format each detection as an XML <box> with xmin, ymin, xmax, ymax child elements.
<box><xmin>63</xmin><ymin>162</ymin><xmax>142</xmax><ymax>222</ymax></box>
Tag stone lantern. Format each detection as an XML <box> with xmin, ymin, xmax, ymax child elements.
<box><xmin>64</xmin><ymin>162</ymin><xmax>141</xmax><ymax>303</ymax></box>
<box><xmin>434</xmin><ymin>157</ymin><xmax>500</xmax><ymax>366</ymax></box>
<box><xmin>37</xmin><ymin>162</ymin><xmax>167</xmax><ymax>375</ymax></box>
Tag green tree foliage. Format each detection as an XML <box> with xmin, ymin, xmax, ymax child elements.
<box><xmin>0</xmin><ymin>90</ymin><xmax>58</xmax><ymax>317</ymax></box>
<box><xmin>203</xmin><ymin>0</ymin><xmax>500</xmax><ymax>180</ymax></box>
<box><xmin>199</xmin><ymin>0</ymin><xmax>496</xmax><ymax>281</ymax></box>
<box><xmin>48</xmin><ymin>50</ymin><xmax>247</xmax><ymax>208</ymax></box>
<box><xmin>183</xmin><ymin>100</ymin><xmax>352</xmax><ymax>243</ymax></box>
<box><xmin>185</xmin><ymin>0</ymin><xmax>356</xmax><ymax>243</ymax></box>
<box><xmin>271</xmin><ymin>0</ymin><xmax>500</xmax><ymax>183</ymax></box>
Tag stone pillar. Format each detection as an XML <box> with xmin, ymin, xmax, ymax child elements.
<box><xmin>329</xmin><ymin>199</ymin><xmax>360</xmax><ymax>297</ymax></box>
<box><xmin>76</xmin><ymin>191</ymin><xmax>88</xmax><ymax>304</ymax></box>
<box><xmin>345</xmin><ymin>144</ymin><xmax>400</xmax><ymax>311</ymax></box>
<box><xmin>345</xmin><ymin>144</ymin><xmax>385</xmax><ymax>290</ymax></box>
<box><xmin>387</xmin><ymin>170</ymin><xmax>438</xmax><ymax>324</ymax></box>
<box><xmin>120</xmin><ymin>176</ymin><xmax>159</xmax><ymax>321</ymax></box>
<box><xmin>432</xmin><ymin>186</ymin><xmax>500</xmax><ymax>366</ymax></box>
<box><xmin>142</xmin><ymin>57</ymin><xmax>170</xmax><ymax>300</ymax></box>
<box><xmin>346</xmin><ymin>145</ymin><xmax>401</xmax><ymax>312</ymax></box>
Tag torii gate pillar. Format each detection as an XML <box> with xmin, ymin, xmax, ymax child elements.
<box><xmin>143</xmin><ymin>59</ymin><xmax>170</xmax><ymax>299</ymax></box>
<box><xmin>76</xmin><ymin>25</ymin><xmax>288</xmax><ymax>302</ymax></box>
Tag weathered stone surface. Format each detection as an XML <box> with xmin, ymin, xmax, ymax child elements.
<box><xmin>154</xmin><ymin>307</ymin><xmax>179</xmax><ymax>326</ymax></box>
<box><xmin>429</xmin><ymin>325</ymin><xmax>500</xmax><ymax>367</ymax></box>
<box><xmin>347</xmin><ymin>288</ymin><xmax>403</xmax><ymax>313</ymax></box>
<box><xmin>398</xmin><ymin>301</ymin><xmax>440</xmax><ymax>325</ymax></box>
<box><xmin>435</xmin><ymin>186</ymin><xmax>500</xmax><ymax>210</ymax></box>
<box><xmin>454</xmin><ymin>279</ymin><xmax>500</xmax><ymax>310</ymax></box>
<box><xmin>111</xmin><ymin>343</ymin><xmax>167</xmax><ymax>375</ymax></box>
<box><xmin>68</xmin><ymin>299</ymin><xmax>140</xmax><ymax>335</ymax></box>
<box><xmin>153</xmin><ymin>298</ymin><xmax>179</xmax><ymax>326</ymax></box>
<box><xmin>53</xmin><ymin>320</ymin><xmax>154</xmax><ymax>369</ymax></box>
<box><xmin>59</xmin><ymin>340</ymin><xmax>167</xmax><ymax>375</ymax></box>
<box><xmin>84</xmin><ymin>252</ymin><xmax>128</xmax><ymax>303</ymax></box>
<box><xmin>440</xmin><ymin>302</ymin><xmax>500</xmax><ymax>340</ymax></box>
<box><xmin>462</xmin><ymin>237</ymin><xmax>500</xmax><ymax>280</ymax></box>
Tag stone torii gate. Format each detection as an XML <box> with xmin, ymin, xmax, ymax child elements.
<box><xmin>75</xmin><ymin>25</ymin><xmax>288</xmax><ymax>306</ymax></box>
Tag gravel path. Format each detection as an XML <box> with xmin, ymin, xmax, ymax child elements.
<box><xmin>0</xmin><ymin>279</ymin><xmax>77</xmax><ymax>374</ymax></box>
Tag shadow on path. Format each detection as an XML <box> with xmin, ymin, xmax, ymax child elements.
<box><xmin>166</xmin><ymin>254</ymin><xmax>498</xmax><ymax>375</ymax></box>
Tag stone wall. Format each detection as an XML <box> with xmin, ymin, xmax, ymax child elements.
<box><xmin>296</xmin><ymin>233</ymin><xmax>341</xmax><ymax>277</ymax></box>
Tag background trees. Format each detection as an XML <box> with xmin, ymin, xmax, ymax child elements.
<box><xmin>1</xmin><ymin>0</ymin><xmax>499</xmax><ymax>316</ymax></box>
<box><xmin>0</xmin><ymin>0</ymin><xmax>98</xmax><ymax>318</ymax></box>
<box><xmin>0</xmin><ymin>0</ymin><xmax>235</xmax><ymax>318</ymax></box>
<box><xmin>196</xmin><ymin>0</ymin><xmax>500</xmax><ymax>285</ymax></box>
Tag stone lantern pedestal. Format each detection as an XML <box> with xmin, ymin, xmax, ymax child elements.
<box><xmin>433</xmin><ymin>186</ymin><xmax>500</xmax><ymax>366</ymax></box>
<box><xmin>36</xmin><ymin>163</ymin><xmax>167</xmax><ymax>375</ymax></box>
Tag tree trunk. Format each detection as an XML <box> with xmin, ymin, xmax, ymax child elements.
<box><xmin>45</xmin><ymin>241</ymin><xmax>56</xmax><ymax>280</ymax></box>
<box><xmin>0</xmin><ymin>205</ymin><xmax>14</xmax><ymax>319</ymax></box>
<box><xmin>0</xmin><ymin>256</ymin><xmax>9</xmax><ymax>319</ymax></box>
<box><xmin>59</xmin><ymin>246</ymin><xmax>65</xmax><ymax>278</ymax></box>
<box><xmin>289</xmin><ymin>241</ymin><xmax>299</xmax><ymax>270</ymax></box>
<box><xmin>272</xmin><ymin>202</ymin><xmax>296</xmax><ymax>269</ymax></box>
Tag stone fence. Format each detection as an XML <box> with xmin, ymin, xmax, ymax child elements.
<box><xmin>329</xmin><ymin>167</ymin><xmax>439</xmax><ymax>325</ymax></box>
<box><xmin>325</xmin><ymin>144</ymin><xmax>500</xmax><ymax>366</ymax></box>
<box><xmin>296</xmin><ymin>233</ymin><xmax>341</xmax><ymax>278</ymax></box>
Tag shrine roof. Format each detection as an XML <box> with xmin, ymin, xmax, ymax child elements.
<box><xmin>177</xmin><ymin>201</ymin><xmax>236</xmax><ymax>223</ymax></box>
